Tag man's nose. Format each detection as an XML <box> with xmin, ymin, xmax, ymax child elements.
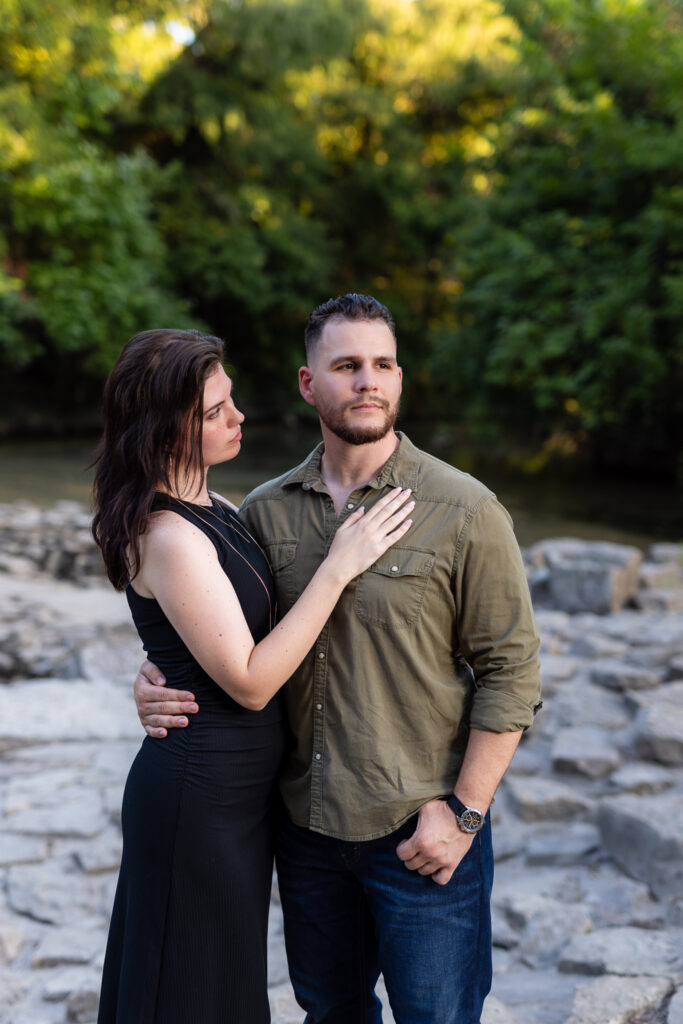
<box><xmin>356</xmin><ymin>369</ymin><xmax>378</xmax><ymax>391</ymax></box>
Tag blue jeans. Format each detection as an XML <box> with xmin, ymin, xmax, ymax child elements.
<box><xmin>275</xmin><ymin>802</ymin><xmax>494</xmax><ymax>1024</ymax></box>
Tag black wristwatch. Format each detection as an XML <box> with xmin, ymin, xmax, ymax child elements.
<box><xmin>446</xmin><ymin>794</ymin><xmax>486</xmax><ymax>834</ymax></box>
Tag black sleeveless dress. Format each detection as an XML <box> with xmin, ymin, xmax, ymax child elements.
<box><xmin>98</xmin><ymin>495</ymin><xmax>285</xmax><ymax>1024</ymax></box>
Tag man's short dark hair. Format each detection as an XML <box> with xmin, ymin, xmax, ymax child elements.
<box><xmin>305</xmin><ymin>293</ymin><xmax>396</xmax><ymax>358</ymax></box>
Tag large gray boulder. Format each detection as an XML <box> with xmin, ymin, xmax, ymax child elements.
<box><xmin>526</xmin><ymin>539</ymin><xmax>642</xmax><ymax>614</ymax></box>
<box><xmin>598</xmin><ymin>792</ymin><xmax>683</xmax><ymax>901</ymax></box>
<box><xmin>558</xmin><ymin>926</ymin><xmax>683</xmax><ymax>981</ymax></box>
<box><xmin>564</xmin><ymin>974</ymin><xmax>673</xmax><ymax>1024</ymax></box>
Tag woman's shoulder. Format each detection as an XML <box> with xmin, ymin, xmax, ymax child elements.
<box><xmin>143</xmin><ymin>507</ymin><xmax>215</xmax><ymax>556</ymax></box>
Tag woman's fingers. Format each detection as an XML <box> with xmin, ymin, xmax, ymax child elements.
<box><xmin>363</xmin><ymin>487</ymin><xmax>411</xmax><ymax>521</ymax></box>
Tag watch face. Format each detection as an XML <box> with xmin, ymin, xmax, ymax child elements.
<box><xmin>459</xmin><ymin>809</ymin><xmax>484</xmax><ymax>833</ymax></box>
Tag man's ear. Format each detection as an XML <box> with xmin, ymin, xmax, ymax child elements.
<box><xmin>298</xmin><ymin>366</ymin><xmax>316</xmax><ymax>407</ymax></box>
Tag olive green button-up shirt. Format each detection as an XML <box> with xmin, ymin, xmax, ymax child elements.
<box><xmin>240</xmin><ymin>433</ymin><xmax>541</xmax><ymax>841</ymax></box>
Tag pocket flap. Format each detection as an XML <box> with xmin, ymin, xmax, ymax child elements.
<box><xmin>369</xmin><ymin>545</ymin><xmax>436</xmax><ymax>578</ymax></box>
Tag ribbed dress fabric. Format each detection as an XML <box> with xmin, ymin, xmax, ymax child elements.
<box><xmin>97</xmin><ymin>494</ymin><xmax>285</xmax><ymax>1024</ymax></box>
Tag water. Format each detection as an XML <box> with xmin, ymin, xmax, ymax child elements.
<box><xmin>0</xmin><ymin>425</ymin><xmax>680</xmax><ymax>549</ymax></box>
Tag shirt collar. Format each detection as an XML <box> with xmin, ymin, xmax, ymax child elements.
<box><xmin>281</xmin><ymin>432</ymin><xmax>421</xmax><ymax>493</ymax></box>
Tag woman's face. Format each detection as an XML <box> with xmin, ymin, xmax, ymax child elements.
<box><xmin>199</xmin><ymin>364</ymin><xmax>245</xmax><ymax>467</ymax></box>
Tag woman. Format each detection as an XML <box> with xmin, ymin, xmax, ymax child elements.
<box><xmin>92</xmin><ymin>328</ymin><xmax>413</xmax><ymax>1024</ymax></box>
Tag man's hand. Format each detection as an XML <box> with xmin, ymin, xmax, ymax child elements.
<box><xmin>134</xmin><ymin>659</ymin><xmax>198</xmax><ymax>738</ymax></box>
<box><xmin>396</xmin><ymin>799</ymin><xmax>475</xmax><ymax>886</ymax></box>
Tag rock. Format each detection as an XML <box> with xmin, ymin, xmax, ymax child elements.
<box><xmin>482</xmin><ymin>995</ymin><xmax>521</xmax><ymax>1024</ymax></box>
<box><xmin>0</xmin><ymin>679</ymin><xmax>141</xmax><ymax>752</ymax></box>
<box><xmin>41</xmin><ymin>966</ymin><xmax>100</xmax><ymax>1004</ymax></box>
<box><xmin>489</xmin><ymin>966</ymin><xmax>581</xmax><ymax>1024</ymax></box>
<box><xmin>526</xmin><ymin>823</ymin><xmax>602</xmax><ymax>867</ymax></box>
<box><xmin>598</xmin><ymin>792</ymin><xmax>683</xmax><ymax>901</ymax></box>
<box><xmin>0</xmin><ymin>834</ymin><xmax>48</xmax><ymax>866</ymax></box>
<box><xmin>669</xmin><ymin>987</ymin><xmax>683</xmax><ymax>1024</ymax></box>
<box><xmin>558</xmin><ymin>926</ymin><xmax>683</xmax><ymax>981</ymax></box>
<box><xmin>268</xmin><ymin>982</ymin><xmax>306</xmax><ymax>1024</ymax></box>
<box><xmin>578</xmin><ymin>871</ymin><xmax>663</xmax><ymax>930</ymax></box>
<box><xmin>539</xmin><ymin>655</ymin><xmax>579</xmax><ymax>691</ymax></box>
<box><xmin>4</xmin><ymin>791</ymin><xmax>108</xmax><ymax>839</ymax></box>
<box><xmin>570</xmin><ymin>635</ymin><xmax>628</xmax><ymax>660</ymax></box>
<box><xmin>7</xmin><ymin>861</ymin><xmax>105</xmax><ymax>926</ymax></box>
<box><xmin>564</xmin><ymin>973</ymin><xmax>673</xmax><ymax>1024</ymax></box>
<box><xmin>668</xmin><ymin>654</ymin><xmax>683</xmax><ymax>680</ymax></box>
<box><xmin>527</xmin><ymin>539</ymin><xmax>642</xmax><ymax>614</ymax></box>
<box><xmin>607</xmin><ymin>762</ymin><xmax>675</xmax><ymax>795</ymax></box>
<box><xmin>32</xmin><ymin>924</ymin><xmax>106</xmax><ymax>968</ymax></box>
<box><xmin>503</xmin><ymin>777</ymin><xmax>593</xmax><ymax>822</ymax></box>
<box><xmin>71</xmin><ymin>829</ymin><xmax>122</xmax><ymax>874</ymax></box>
<box><xmin>551</xmin><ymin>726</ymin><xmax>621</xmax><ymax>778</ymax></box>
<box><xmin>0</xmin><ymin>967</ymin><xmax>27</xmax><ymax>1011</ymax></box>
<box><xmin>499</xmin><ymin>894</ymin><xmax>593</xmax><ymax>968</ymax></box>
<box><xmin>589</xmin><ymin>660</ymin><xmax>660</xmax><ymax>691</ymax></box>
<box><xmin>0</xmin><ymin>915</ymin><xmax>28</xmax><ymax>965</ymax></box>
<box><xmin>634</xmin><ymin>701</ymin><xmax>683</xmax><ymax>766</ymax></box>
<box><xmin>540</xmin><ymin>681</ymin><xmax>631</xmax><ymax>733</ymax></box>
<box><xmin>633</xmin><ymin>589</ymin><xmax>683</xmax><ymax>612</ymax></box>
<box><xmin>639</xmin><ymin>561</ymin><xmax>682</xmax><ymax>590</ymax></box>
<box><xmin>648</xmin><ymin>543</ymin><xmax>683</xmax><ymax>565</ymax></box>
<box><xmin>66</xmin><ymin>977</ymin><xmax>100</xmax><ymax>1022</ymax></box>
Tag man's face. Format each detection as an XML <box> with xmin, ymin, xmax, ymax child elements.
<box><xmin>299</xmin><ymin>318</ymin><xmax>402</xmax><ymax>445</ymax></box>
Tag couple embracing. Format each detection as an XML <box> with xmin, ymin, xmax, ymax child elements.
<box><xmin>93</xmin><ymin>293</ymin><xmax>541</xmax><ymax>1024</ymax></box>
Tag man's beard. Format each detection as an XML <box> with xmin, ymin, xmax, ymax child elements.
<box><xmin>317</xmin><ymin>398</ymin><xmax>400</xmax><ymax>446</ymax></box>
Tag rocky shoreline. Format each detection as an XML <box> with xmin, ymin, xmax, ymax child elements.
<box><xmin>0</xmin><ymin>500</ymin><xmax>682</xmax><ymax>1024</ymax></box>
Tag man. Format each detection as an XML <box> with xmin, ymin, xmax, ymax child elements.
<box><xmin>135</xmin><ymin>293</ymin><xmax>541</xmax><ymax>1023</ymax></box>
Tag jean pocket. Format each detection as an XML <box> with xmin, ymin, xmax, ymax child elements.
<box><xmin>354</xmin><ymin>545</ymin><xmax>436</xmax><ymax>629</ymax></box>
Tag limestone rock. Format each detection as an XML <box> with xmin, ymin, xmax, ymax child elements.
<box><xmin>0</xmin><ymin>679</ymin><xmax>141</xmax><ymax>752</ymax></box>
<box><xmin>0</xmin><ymin>834</ymin><xmax>48</xmax><ymax>867</ymax></box>
<box><xmin>504</xmin><ymin>776</ymin><xmax>593</xmax><ymax>822</ymax></box>
<box><xmin>633</xmin><ymin>589</ymin><xmax>683</xmax><ymax>612</ymax></box>
<box><xmin>527</xmin><ymin>539</ymin><xmax>642</xmax><ymax>614</ymax></box>
<box><xmin>481</xmin><ymin>995</ymin><xmax>521</xmax><ymax>1024</ymax></box>
<box><xmin>598</xmin><ymin>792</ymin><xmax>683</xmax><ymax>901</ymax></box>
<box><xmin>570</xmin><ymin>635</ymin><xmax>628</xmax><ymax>660</ymax></box>
<box><xmin>558</xmin><ymin>926</ymin><xmax>683</xmax><ymax>981</ymax></box>
<box><xmin>606</xmin><ymin>762</ymin><xmax>675</xmax><ymax>795</ymax></box>
<box><xmin>32</xmin><ymin>924</ymin><xmax>106</xmax><ymax>968</ymax></box>
<box><xmin>648</xmin><ymin>543</ymin><xmax>683</xmax><ymax>565</ymax></box>
<box><xmin>7</xmin><ymin>861</ymin><xmax>105</xmax><ymax>926</ymax></box>
<box><xmin>526</xmin><ymin>823</ymin><xmax>602</xmax><ymax>867</ymax></box>
<box><xmin>589</xmin><ymin>660</ymin><xmax>660</xmax><ymax>691</ymax></box>
<box><xmin>499</xmin><ymin>894</ymin><xmax>593</xmax><ymax>968</ymax></box>
<box><xmin>639</xmin><ymin>561</ymin><xmax>682</xmax><ymax>590</ymax></box>
<box><xmin>634</xmin><ymin>701</ymin><xmax>683</xmax><ymax>766</ymax></box>
<box><xmin>551</xmin><ymin>726</ymin><xmax>621</xmax><ymax>778</ymax></box>
<box><xmin>564</xmin><ymin>973</ymin><xmax>673</xmax><ymax>1024</ymax></box>
<box><xmin>668</xmin><ymin>987</ymin><xmax>683</xmax><ymax>1024</ymax></box>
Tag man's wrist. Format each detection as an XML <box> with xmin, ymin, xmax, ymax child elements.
<box><xmin>445</xmin><ymin>794</ymin><xmax>486</xmax><ymax>834</ymax></box>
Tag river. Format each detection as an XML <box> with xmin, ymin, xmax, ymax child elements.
<box><xmin>0</xmin><ymin>425</ymin><xmax>680</xmax><ymax>549</ymax></box>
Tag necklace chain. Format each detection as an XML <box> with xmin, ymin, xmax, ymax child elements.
<box><xmin>172</xmin><ymin>495</ymin><xmax>276</xmax><ymax>632</ymax></box>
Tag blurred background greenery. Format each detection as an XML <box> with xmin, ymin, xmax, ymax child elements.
<box><xmin>0</xmin><ymin>0</ymin><xmax>681</xmax><ymax>533</ymax></box>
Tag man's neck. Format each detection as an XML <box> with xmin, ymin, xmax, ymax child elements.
<box><xmin>319</xmin><ymin>428</ymin><xmax>400</xmax><ymax>512</ymax></box>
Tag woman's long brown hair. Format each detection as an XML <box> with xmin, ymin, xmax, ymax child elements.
<box><xmin>92</xmin><ymin>329</ymin><xmax>224</xmax><ymax>590</ymax></box>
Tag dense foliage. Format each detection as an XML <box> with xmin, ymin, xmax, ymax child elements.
<box><xmin>1</xmin><ymin>0</ymin><xmax>681</xmax><ymax>473</ymax></box>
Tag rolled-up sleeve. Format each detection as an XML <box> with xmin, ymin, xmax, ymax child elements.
<box><xmin>452</xmin><ymin>497</ymin><xmax>541</xmax><ymax>732</ymax></box>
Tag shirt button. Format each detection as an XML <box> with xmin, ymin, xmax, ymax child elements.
<box><xmin>318</xmin><ymin>651</ymin><xmax>326</xmax><ymax>660</ymax></box>
<box><xmin>346</xmin><ymin>502</ymin><xmax>355</xmax><ymax>509</ymax></box>
<box><xmin>314</xmin><ymin>753</ymin><xmax>322</xmax><ymax>760</ymax></box>
<box><xmin>315</xmin><ymin>703</ymin><xmax>322</xmax><ymax>711</ymax></box>
<box><xmin>391</xmin><ymin>565</ymin><xmax>399</xmax><ymax>573</ymax></box>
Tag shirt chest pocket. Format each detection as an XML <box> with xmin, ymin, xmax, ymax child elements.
<box><xmin>263</xmin><ymin>539</ymin><xmax>298</xmax><ymax>607</ymax></box>
<box><xmin>353</xmin><ymin>545</ymin><xmax>436</xmax><ymax>630</ymax></box>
